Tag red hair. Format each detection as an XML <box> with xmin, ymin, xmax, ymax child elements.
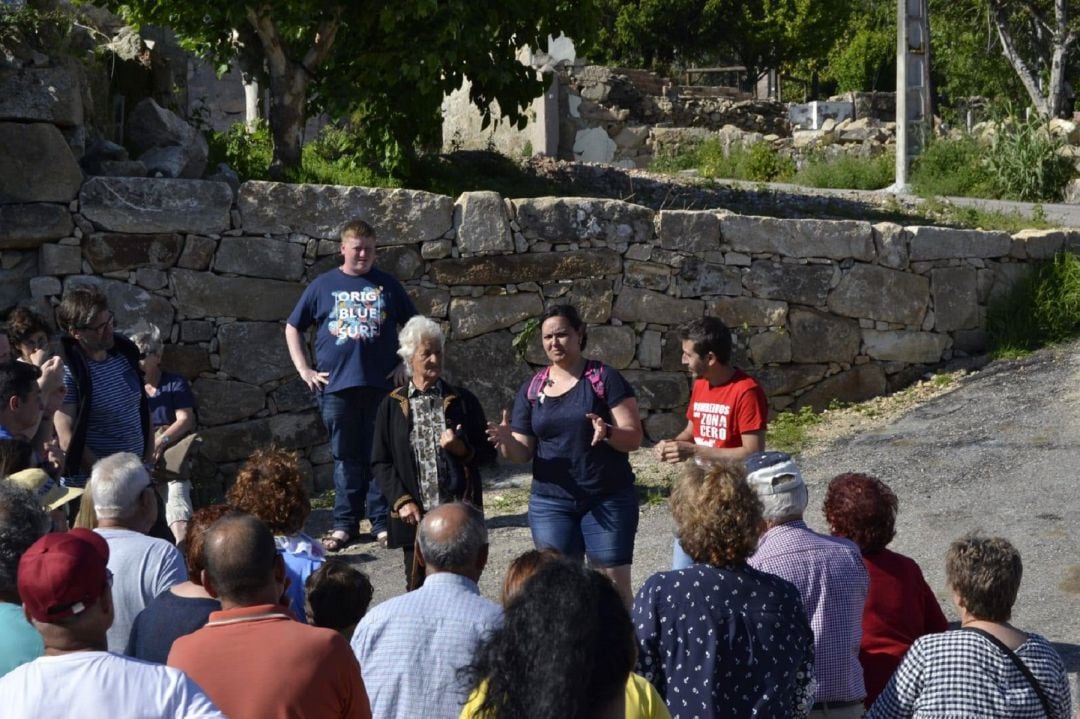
<box><xmin>823</xmin><ymin>473</ymin><xmax>897</xmax><ymax>554</ymax></box>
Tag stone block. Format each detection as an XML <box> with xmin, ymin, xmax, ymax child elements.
<box><xmin>660</xmin><ymin>330</ymin><xmax>684</xmax><ymax>371</ymax></box>
<box><xmin>988</xmin><ymin>262</ymin><xmax>1031</xmax><ymax>303</ymax></box>
<box><xmin>586</xmin><ymin>325</ymin><xmax>636</xmax><ymax>369</ymax></box>
<box><xmin>621</xmin><ymin>370</ymin><xmax>690</xmax><ymax>410</ymax></box>
<box><xmin>862</xmin><ymin>330</ymin><xmax>951</xmax><ymax>363</ymax></box>
<box><xmin>134</xmin><ymin>268</ymin><xmax>168</xmax><ymax>290</ymax></box>
<box><xmin>139</xmin><ymin>142</ymin><xmax>209</xmax><ymax>180</ymax></box>
<box><xmin>270</xmin><ymin>378</ymin><xmax>317</xmax><ymax>413</ymax></box>
<box><xmin>409</xmin><ymin>287</ymin><xmax>450</xmax><ymax>318</ymax></box>
<box><xmin>643</xmin><ymin>412</ymin><xmax>688</xmax><ymax>442</ymax></box>
<box><xmin>199</xmin><ymin>417</ymin><xmax>273</xmax><ymax>463</ymax></box>
<box><xmin>421</xmin><ymin>239</ymin><xmax>452</xmax><ymax>259</ymax></box>
<box><xmin>612</xmin><ymin>287</ymin><xmax>704</xmax><ymax>325</ymax></box>
<box><xmin>449</xmin><ymin>293</ymin><xmax>543</xmax><ymax>339</ymax></box>
<box><xmin>84</xmin><ymin>233</ymin><xmax>183</xmax><ymax>273</ymax></box>
<box><xmin>796</xmin><ymin>364</ymin><xmax>887</xmax><ymax>411</ymax></box>
<box><xmin>638</xmin><ymin>330</ymin><xmax>662</xmax><ymax>368</ymax></box>
<box><xmin>266</xmin><ymin>412</ymin><xmax>327</xmax><ymax>457</ymax></box>
<box><xmin>29</xmin><ymin>275</ymin><xmax>62</xmax><ymax>297</ymax></box>
<box><xmin>0</xmin><ymin>204</ymin><xmax>73</xmax><ymax>248</ymax></box>
<box><xmin>573</xmin><ymin>127</ymin><xmax>616</xmax><ymax>163</ymax></box>
<box><xmin>430</xmin><ymin>250</ymin><xmax>621</xmax><ymax>285</ymax></box>
<box><xmin>1012</xmin><ymin>229</ymin><xmax>1069</xmax><ymax>259</ymax></box>
<box><xmin>172</xmin><ymin>269</ymin><xmax>303</xmax><ymax>322</ymax></box>
<box><xmin>827</xmin><ymin>263</ymin><xmax>929</xmax><ymax>325</ymax></box>
<box><xmin>377</xmin><ymin>245</ymin><xmax>424</xmax><ymax>281</ymax></box>
<box><xmin>80</xmin><ymin>178</ymin><xmax>232</xmax><ymax>234</ymax></box>
<box><xmin>214</xmin><ymin>237</ymin><xmax>305</xmax><ymax>281</ymax></box>
<box><xmin>64</xmin><ymin>276</ymin><xmax>174</xmax><ymax>331</ymax></box>
<box><xmin>705</xmin><ymin>297</ymin><xmax>788</xmax><ymax>328</ymax></box>
<box><xmin>0</xmin><ymin>123</ymin><xmax>83</xmax><ymax>204</ymax></box>
<box><xmin>180</xmin><ymin>321</ymin><xmax>213</xmax><ymax>342</ymax></box>
<box><xmin>455</xmin><ymin>191</ymin><xmax>513</xmax><ymax>255</ymax></box>
<box><xmin>908</xmin><ymin>226</ymin><xmax>1012</xmax><ymax>261</ymax></box>
<box><xmin>39</xmin><ymin>244</ymin><xmax>81</xmax><ymax>275</ymax></box>
<box><xmin>511</xmin><ymin>197</ymin><xmax>653</xmax><ymax>246</ymax></box>
<box><xmin>624</xmin><ymin>261</ymin><xmax>670</xmax><ymax>291</ymax></box>
<box><xmin>0</xmin><ymin>252</ymin><xmax>37</xmax><ymax>311</ymax></box>
<box><xmin>563</xmin><ymin>279</ymin><xmax>615</xmax><ymax>324</ymax></box>
<box><xmin>192</xmin><ymin>379</ymin><xmax>266</xmax><ymax>426</ymax></box>
<box><xmin>872</xmin><ymin>222</ymin><xmax>910</xmax><ymax>269</ymax></box>
<box><xmin>931</xmin><ymin>267</ymin><xmax>978</xmax><ymax>331</ymax></box>
<box><xmin>788</xmin><ymin>307</ymin><xmax>860</xmax><ymax>363</ymax></box>
<box><xmin>749</xmin><ymin>331</ymin><xmax>792</xmax><ymax>364</ymax></box>
<box><xmin>0</xmin><ymin>63</ymin><xmax>83</xmax><ymax>126</ymax></box>
<box><xmin>744</xmin><ymin>261</ymin><xmax>832</xmax><ymax>306</ymax></box>
<box><xmin>161</xmin><ymin>344</ymin><xmax>212</xmax><ymax>379</ymax></box>
<box><xmin>218</xmin><ymin>322</ymin><xmax>295</xmax><ymax>385</ymax></box>
<box><xmin>657</xmin><ymin>211</ymin><xmax>720</xmax><ymax>252</ymax></box>
<box><xmin>722</xmin><ymin>215</ymin><xmax>874</xmax><ymax>261</ymax></box>
<box><xmin>443</xmin><ymin>331</ymin><xmax>532</xmax><ymax>421</ymax></box>
<box><xmin>177</xmin><ymin>236</ymin><xmax>217</xmax><ymax>270</ymax></box>
<box><xmin>239</xmin><ymin>181</ymin><xmax>453</xmax><ymax>243</ymax></box>
<box><xmin>676</xmin><ymin>258</ymin><xmax>741</xmax><ymax>297</ymax></box>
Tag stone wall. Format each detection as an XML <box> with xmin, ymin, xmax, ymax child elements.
<box><xmin>3</xmin><ymin>176</ymin><xmax>1078</xmax><ymax>499</ymax></box>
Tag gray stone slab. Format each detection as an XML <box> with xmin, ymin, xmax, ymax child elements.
<box><xmin>430</xmin><ymin>250</ymin><xmax>621</xmax><ymax>286</ymax></box>
<box><xmin>0</xmin><ymin>204</ymin><xmax>73</xmax><ymax>248</ymax></box>
<box><xmin>862</xmin><ymin>329</ymin><xmax>952</xmax><ymax>363</ymax></box>
<box><xmin>908</xmin><ymin>226</ymin><xmax>1012</xmax><ymax>261</ymax></box>
<box><xmin>80</xmin><ymin>178</ymin><xmax>232</xmax><ymax>234</ymax></box>
<box><xmin>612</xmin><ymin>287</ymin><xmax>704</xmax><ymax>325</ymax></box>
<box><xmin>788</xmin><ymin>307</ymin><xmax>861</xmax><ymax>364</ymax></box>
<box><xmin>84</xmin><ymin>233</ymin><xmax>183</xmax><ymax>273</ymax></box>
<box><xmin>217</xmin><ymin>321</ymin><xmax>295</xmax><ymax>385</ymax></box>
<box><xmin>511</xmin><ymin>196</ymin><xmax>654</xmax><ymax>245</ymax></box>
<box><xmin>827</xmin><ymin>263</ymin><xmax>929</xmax><ymax>325</ymax></box>
<box><xmin>795</xmin><ymin>364</ymin><xmax>887</xmax><ymax>410</ymax></box>
<box><xmin>192</xmin><ymin>378</ymin><xmax>266</xmax><ymax>426</ymax></box>
<box><xmin>214</xmin><ymin>237</ymin><xmax>305</xmax><ymax>281</ymax></box>
<box><xmin>744</xmin><ymin>261</ymin><xmax>833</xmax><ymax>306</ymax></box>
<box><xmin>0</xmin><ymin>64</ymin><xmax>83</xmax><ymax>126</ymax></box>
<box><xmin>455</xmin><ymin>191</ymin><xmax>513</xmax><ymax>255</ymax></box>
<box><xmin>722</xmin><ymin>215</ymin><xmax>874</xmax><ymax>261</ymax></box>
<box><xmin>705</xmin><ymin>297</ymin><xmax>788</xmax><ymax>328</ymax></box>
<box><xmin>931</xmin><ymin>267</ymin><xmax>978</xmax><ymax>331</ymax></box>
<box><xmin>0</xmin><ymin>123</ymin><xmax>83</xmax><ymax>204</ymax></box>
<box><xmin>63</xmin><ymin>275</ymin><xmax>174</xmax><ymax>332</ymax></box>
<box><xmin>657</xmin><ymin>210</ymin><xmax>720</xmax><ymax>252</ymax></box>
<box><xmin>172</xmin><ymin>269</ymin><xmax>303</xmax><ymax>321</ymax></box>
<box><xmin>449</xmin><ymin>293</ymin><xmax>543</xmax><ymax>340</ymax></box>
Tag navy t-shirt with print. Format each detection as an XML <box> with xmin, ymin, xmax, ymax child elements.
<box><xmin>287</xmin><ymin>267</ymin><xmax>417</xmax><ymax>394</ymax></box>
<box><xmin>511</xmin><ymin>363</ymin><xmax>636</xmax><ymax>498</ymax></box>
<box><xmin>148</xmin><ymin>372</ymin><xmax>195</xmax><ymax>428</ymax></box>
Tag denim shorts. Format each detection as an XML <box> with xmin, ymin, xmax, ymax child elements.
<box><xmin>528</xmin><ymin>487</ymin><xmax>638</xmax><ymax>567</ymax></box>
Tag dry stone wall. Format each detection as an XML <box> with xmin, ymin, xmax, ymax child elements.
<box><xmin>3</xmin><ymin>176</ymin><xmax>1078</xmax><ymax>498</ymax></box>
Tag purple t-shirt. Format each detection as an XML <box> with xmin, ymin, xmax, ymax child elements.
<box><xmin>511</xmin><ymin>363</ymin><xmax>636</xmax><ymax>498</ymax></box>
<box><xmin>287</xmin><ymin>267</ymin><xmax>416</xmax><ymax>394</ymax></box>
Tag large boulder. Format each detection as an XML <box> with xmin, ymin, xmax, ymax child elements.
<box><xmin>796</xmin><ymin>364</ymin><xmax>887</xmax><ymax>410</ymax></box>
<box><xmin>455</xmin><ymin>191</ymin><xmax>513</xmax><ymax>255</ymax></box>
<box><xmin>80</xmin><ymin>178</ymin><xmax>231</xmax><ymax>234</ymax></box>
<box><xmin>511</xmin><ymin>197</ymin><xmax>654</xmax><ymax>246</ymax></box>
<box><xmin>126</xmin><ymin>98</ymin><xmax>208</xmax><ymax>179</ymax></box>
<box><xmin>908</xmin><ymin>226</ymin><xmax>1012</xmax><ymax>260</ymax></box>
<box><xmin>705</xmin><ymin>297</ymin><xmax>787</xmax><ymax>328</ymax></box>
<box><xmin>931</xmin><ymin>267</ymin><xmax>978</xmax><ymax>331</ymax></box>
<box><xmin>0</xmin><ymin>252</ymin><xmax>38</xmax><ymax>311</ymax></box>
<box><xmin>0</xmin><ymin>123</ymin><xmax>83</xmax><ymax>204</ymax></box>
<box><xmin>621</xmin><ymin>370</ymin><xmax>690</xmax><ymax>411</ymax></box>
<box><xmin>0</xmin><ymin>63</ymin><xmax>84</xmax><ymax>126</ymax></box>
<box><xmin>612</xmin><ymin>287</ymin><xmax>704</xmax><ymax>325</ymax></box>
<box><xmin>442</xmin><ymin>331</ymin><xmax>532</xmax><ymax>421</ymax></box>
<box><xmin>657</xmin><ymin>210</ymin><xmax>720</xmax><ymax>252</ymax></box>
<box><xmin>862</xmin><ymin>330</ymin><xmax>951</xmax><ymax>363</ymax></box>
<box><xmin>83</xmin><ymin>233</ymin><xmax>183</xmax><ymax>273</ymax></box>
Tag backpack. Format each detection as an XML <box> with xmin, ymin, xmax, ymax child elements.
<box><xmin>526</xmin><ymin>359</ymin><xmax>606</xmax><ymax>405</ymax></box>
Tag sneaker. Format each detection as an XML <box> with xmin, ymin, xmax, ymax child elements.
<box><xmin>376</xmin><ymin>530</ymin><xmax>388</xmax><ymax>548</ymax></box>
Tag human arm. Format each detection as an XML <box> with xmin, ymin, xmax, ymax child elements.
<box><xmin>656</xmin><ymin>428</ymin><xmax>765</xmax><ymax>464</ymax></box>
<box><xmin>285</xmin><ymin>323</ymin><xmax>329</xmax><ymax>392</ymax></box>
<box><xmin>586</xmin><ymin>396</ymin><xmax>643</xmax><ymax>452</ymax></box>
<box><xmin>153</xmin><ymin>406</ymin><xmax>196</xmax><ymax>463</ymax></box>
<box><xmin>371</xmin><ymin>396</ymin><xmax>422</xmax><ymax>525</ymax></box>
<box><xmin>54</xmin><ymin>402</ymin><xmax>96</xmax><ymax>474</ymax></box>
<box><xmin>486</xmin><ymin>408</ymin><xmax>535</xmax><ymax>463</ymax></box>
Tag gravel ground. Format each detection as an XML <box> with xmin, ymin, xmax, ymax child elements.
<box><xmin>309</xmin><ymin>339</ymin><xmax>1080</xmax><ymax>699</ymax></box>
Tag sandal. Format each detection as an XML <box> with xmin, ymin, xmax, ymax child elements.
<box><xmin>321</xmin><ymin>530</ymin><xmax>356</xmax><ymax>553</ymax></box>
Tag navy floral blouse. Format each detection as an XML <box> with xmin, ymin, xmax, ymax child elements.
<box><xmin>633</xmin><ymin>563</ymin><xmax>817</xmax><ymax>719</ymax></box>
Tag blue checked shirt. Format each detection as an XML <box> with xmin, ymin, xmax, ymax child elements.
<box><xmin>748</xmin><ymin>520</ymin><xmax>869</xmax><ymax>703</ymax></box>
<box><xmin>350</xmin><ymin>572</ymin><xmax>501</xmax><ymax>719</ymax></box>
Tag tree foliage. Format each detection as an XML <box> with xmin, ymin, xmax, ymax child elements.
<box><xmin>822</xmin><ymin>0</ymin><xmax>895</xmax><ymax>93</ymax></box>
<box><xmin>90</xmin><ymin>1</ymin><xmax>591</xmax><ymax>177</ymax></box>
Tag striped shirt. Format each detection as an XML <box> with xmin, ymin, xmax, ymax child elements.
<box><xmin>748</xmin><ymin>520</ymin><xmax>869</xmax><ymax>703</ymax></box>
<box><xmin>63</xmin><ymin>353</ymin><xmax>145</xmax><ymax>486</ymax></box>
<box><xmin>866</xmin><ymin>630</ymin><xmax>1072</xmax><ymax>718</ymax></box>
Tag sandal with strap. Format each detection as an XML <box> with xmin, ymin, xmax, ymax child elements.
<box><xmin>321</xmin><ymin>530</ymin><xmax>357</xmax><ymax>553</ymax></box>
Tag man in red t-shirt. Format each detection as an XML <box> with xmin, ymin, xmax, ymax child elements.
<box><xmin>654</xmin><ymin>317</ymin><xmax>769</xmax><ymax>568</ymax></box>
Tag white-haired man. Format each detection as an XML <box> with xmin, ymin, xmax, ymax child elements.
<box><xmin>745</xmin><ymin>451</ymin><xmax>869</xmax><ymax>719</ymax></box>
<box><xmin>91</xmin><ymin>452</ymin><xmax>186</xmax><ymax>652</ymax></box>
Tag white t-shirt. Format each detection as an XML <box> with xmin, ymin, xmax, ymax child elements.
<box><xmin>95</xmin><ymin>528</ymin><xmax>187</xmax><ymax>653</ymax></box>
<box><xmin>0</xmin><ymin>651</ymin><xmax>223</xmax><ymax>718</ymax></box>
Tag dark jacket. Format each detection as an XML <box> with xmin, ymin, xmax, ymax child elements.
<box><xmin>59</xmin><ymin>334</ymin><xmax>152</xmax><ymax>478</ymax></box>
<box><xmin>372</xmin><ymin>379</ymin><xmax>494</xmax><ymax>549</ymax></box>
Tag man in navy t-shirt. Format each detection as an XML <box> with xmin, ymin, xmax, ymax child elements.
<box><xmin>286</xmin><ymin>219</ymin><xmax>417</xmax><ymax>551</ymax></box>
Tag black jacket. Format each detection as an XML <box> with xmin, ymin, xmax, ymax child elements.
<box><xmin>371</xmin><ymin>379</ymin><xmax>494</xmax><ymax>549</ymax></box>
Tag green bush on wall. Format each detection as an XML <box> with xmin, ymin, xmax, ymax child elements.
<box><xmin>987</xmin><ymin>252</ymin><xmax>1080</xmax><ymax>358</ymax></box>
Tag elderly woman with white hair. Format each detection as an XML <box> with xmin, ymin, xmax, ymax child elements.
<box><xmin>371</xmin><ymin>315</ymin><xmax>494</xmax><ymax>590</ymax></box>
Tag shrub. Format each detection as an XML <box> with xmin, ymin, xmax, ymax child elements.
<box><xmin>206</xmin><ymin>121</ymin><xmax>273</xmax><ymax>181</ymax></box>
<box><xmin>985</xmin><ymin>116</ymin><xmax>1074</xmax><ymax>202</ymax></box>
<box><xmin>910</xmin><ymin>135</ymin><xmax>995</xmax><ymax>198</ymax></box>
<box><xmin>696</xmin><ymin>140</ymin><xmax>794</xmax><ymax>182</ymax></box>
<box><xmin>986</xmin><ymin>252</ymin><xmax>1080</xmax><ymax>357</ymax></box>
<box><xmin>794</xmin><ymin>152</ymin><xmax>895</xmax><ymax>190</ymax></box>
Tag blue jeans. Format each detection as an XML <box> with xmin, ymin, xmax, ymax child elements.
<box><xmin>528</xmin><ymin>488</ymin><xmax>638</xmax><ymax>567</ymax></box>
<box><xmin>318</xmin><ymin>386</ymin><xmax>388</xmax><ymax>535</ymax></box>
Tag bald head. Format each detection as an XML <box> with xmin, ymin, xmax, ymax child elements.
<box><xmin>416</xmin><ymin>502</ymin><xmax>488</xmax><ymax>578</ymax></box>
<box><xmin>202</xmin><ymin>514</ymin><xmax>279</xmax><ymax>606</ymax></box>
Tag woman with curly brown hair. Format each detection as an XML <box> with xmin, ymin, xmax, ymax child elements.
<box><xmin>823</xmin><ymin>473</ymin><xmax>948</xmax><ymax>707</ymax></box>
<box><xmin>632</xmin><ymin>462</ymin><xmax>815</xmax><ymax>719</ymax></box>
<box><xmin>228</xmin><ymin>446</ymin><xmax>324</xmax><ymax>623</ymax></box>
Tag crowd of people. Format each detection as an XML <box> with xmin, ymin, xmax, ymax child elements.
<box><xmin>0</xmin><ymin>217</ymin><xmax>1074</xmax><ymax>718</ymax></box>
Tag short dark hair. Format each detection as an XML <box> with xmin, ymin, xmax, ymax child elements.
<box><xmin>946</xmin><ymin>534</ymin><xmax>1022</xmax><ymax>622</ymax></box>
<box><xmin>5</xmin><ymin>307</ymin><xmax>51</xmax><ymax>351</ymax></box>
<box><xmin>0</xmin><ymin>361</ymin><xmax>41</xmax><ymax>407</ymax></box>
<box><xmin>305</xmin><ymin>559</ymin><xmax>374</xmax><ymax>632</ymax></box>
<box><xmin>823</xmin><ymin>473</ymin><xmax>898</xmax><ymax>554</ymax></box>
<box><xmin>340</xmin><ymin>219</ymin><xmax>376</xmax><ymax>242</ymax></box>
<box><xmin>0</xmin><ymin>438</ymin><xmax>34</xmax><ymax>477</ymax></box>
<box><xmin>540</xmin><ymin>304</ymin><xmax>587</xmax><ymax>351</ymax></box>
<box><xmin>57</xmin><ymin>286</ymin><xmax>109</xmax><ymax>335</ymax></box>
<box><xmin>0</xmin><ymin>482</ymin><xmax>50</xmax><ymax>602</ymax></box>
<box><xmin>203</xmin><ymin>515</ymin><xmax>279</xmax><ymax>604</ymax></box>
<box><xmin>679</xmin><ymin>317</ymin><xmax>732</xmax><ymax>365</ymax></box>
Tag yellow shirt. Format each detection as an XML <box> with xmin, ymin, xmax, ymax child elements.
<box><xmin>460</xmin><ymin>673</ymin><xmax>671</xmax><ymax>719</ymax></box>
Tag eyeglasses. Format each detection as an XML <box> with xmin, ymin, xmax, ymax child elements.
<box><xmin>81</xmin><ymin>311</ymin><xmax>115</xmax><ymax>334</ymax></box>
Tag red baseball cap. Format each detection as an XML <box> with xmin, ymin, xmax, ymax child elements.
<box><xmin>18</xmin><ymin>528</ymin><xmax>110</xmax><ymax>623</ymax></box>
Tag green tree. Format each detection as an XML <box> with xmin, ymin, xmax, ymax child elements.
<box><xmin>91</xmin><ymin>1</ymin><xmax>590</xmax><ymax>178</ymax></box>
<box><xmin>823</xmin><ymin>0</ymin><xmax>895</xmax><ymax>93</ymax></box>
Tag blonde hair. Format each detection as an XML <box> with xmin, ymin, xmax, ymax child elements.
<box><xmin>671</xmin><ymin>462</ymin><xmax>763</xmax><ymax>566</ymax></box>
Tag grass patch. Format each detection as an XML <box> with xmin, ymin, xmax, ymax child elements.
<box><xmin>485</xmin><ymin>487</ymin><xmax>531</xmax><ymax>516</ymax></box>
<box><xmin>766</xmin><ymin>406</ymin><xmax>824</xmax><ymax>455</ymax></box>
<box><xmin>910</xmin><ymin>136</ymin><xmax>996</xmax><ymax>198</ymax></box>
<box><xmin>986</xmin><ymin>252</ymin><xmax>1080</xmax><ymax>358</ymax></box>
<box><xmin>917</xmin><ymin>198</ymin><xmax>1054</xmax><ymax>233</ymax></box>
<box><xmin>311</xmin><ymin>489</ymin><xmax>335</xmax><ymax>510</ymax></box>
<box><xmin>655</xmin><ymin>140</ymin><xmax>795</xmax><ymax>182</ymax></box>
<box><xmin>793</xmin><ymin>152</ymin><xmax>894</xmax><ymax>190</ymax></box>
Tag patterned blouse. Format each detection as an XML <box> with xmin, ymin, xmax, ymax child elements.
<box><xmin>866</xmin><ymin>629</ymin><xmax>1072</xmax><ymax>719</ymax></box>
<box><xmin>408</xmin><ymin>382</ymin><xmax>448</xmax><ymax>510</ymax></box>
<box><xmin>633</xmin><ymin>563</ymin><xmax>817</xmax><ymax>719</ymax></box>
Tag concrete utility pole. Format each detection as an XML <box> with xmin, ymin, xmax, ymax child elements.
<box><xmin>894</xmin><ymin>0</ymin><xmax>932</xmax><ymax>191</ymax></box>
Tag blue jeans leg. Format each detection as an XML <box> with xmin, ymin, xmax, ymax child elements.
<box><xmin>318</xmin><ymin>386</ymin><xmax>389</xmax><ymax>535</ymax></box>
<box><xmin>672</xmin><ymin>537</ymin><xmax>694</xmax><ymax>570</ymax></box>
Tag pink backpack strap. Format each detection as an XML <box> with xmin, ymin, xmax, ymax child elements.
<box><xmin>526</xmin><ymin>366</ymin><xmax>551</xmax><ymax>403</ymax></box>
<box><xmin>584</xmin><ymin>360</ymin><xmax>606</xmax><ymax>400</ymax></box>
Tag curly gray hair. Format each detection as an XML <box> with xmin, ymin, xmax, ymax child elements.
<box><xmin>396</xmin><ymin>316</ymin><xmax>444</xmax><ymax>376</ymax></box>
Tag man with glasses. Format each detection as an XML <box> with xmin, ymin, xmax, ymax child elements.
<box><xmin>88</xmin><ymin>452</ymin><xmax>186</xmax><ymax>653</ymax></box>
<box><xmin>54</xmin><ymin>286</ymin><xmax>152</xmax><ymax>493</ymax></box>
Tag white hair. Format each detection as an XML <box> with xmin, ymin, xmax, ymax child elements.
<box><xmin>128</xmin><ymin>322</ymin><xmax>163</xmax><ymax>356</ymax></box>
<box><xmin>90</xmin><ymin>453</ymin><xmax>151</xmax><ymax>520</ymax></box>
<box><xmin>396</xmin><ymin>316</ymin><xmax>444</xmax><ymax>376</ymax></box>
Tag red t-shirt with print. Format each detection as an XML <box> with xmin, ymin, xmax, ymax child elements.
<box><xmin>685</xmin><ymin>369</ymin><xmax>768</xmax><ymax>448</ymax></box>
